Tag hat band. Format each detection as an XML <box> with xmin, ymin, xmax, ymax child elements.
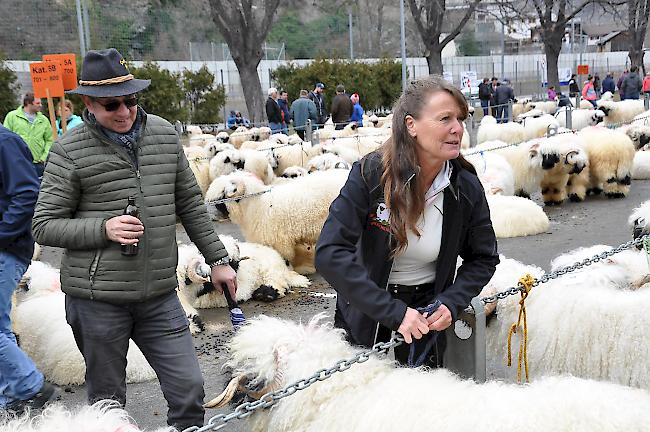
<box><xmin>78</xmin><ymin>74</ymin><xmax>134</xmax><ymax>86</ymax></box>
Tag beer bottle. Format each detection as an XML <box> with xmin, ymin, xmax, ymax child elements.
<box><xmin>121</xmin><ymin>196</ymin><xmax>139</xmax><ymax>256</ymax></box>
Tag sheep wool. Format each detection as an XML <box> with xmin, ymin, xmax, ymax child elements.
<box><xmin>207</xmin><ymin>170</ymin><xmax>348</xmax><ymax>269</ymax></box>
<box><xmin>577</xmin><ymin>126</ymin><xmax>635</xmax><ymax>198</ymax></box>
<box><xmin>465</xmin><ymin>151</ymin><xmax>515</xmax><ymax>195</ymax></box>
<box><xmin>520</xmin><ymin>114</ymin><xmax>560</xmax><ymax>140</ymax></box>
<box><xmin>477</xmin><ymin>116</ymin><xmax>525</xmax><ymax>145</ymax></box>
<box><xmin>632</xmin><ymin>149</ymin><xmax>650</xmax><ymax>179</ymax></box>
<box><xmin>485</xmin><ymin>195</ymin><xmax>549</xmax><ymax>238</ymax></box>
<box><xmin>0</xmin><ymin>400</ymin><xmax>174</xmax><ymax>432</ymax></box>
<box><xmin>487</xmin><ymin>254</ymin><xmax>650</xmax><ymax>391</ymax></box>
<box><xmin>597</xmin><ymin>99</ymin><xmax>645</xmax><ymax>126</ymax></box>
<box><xmin>208</xmin><ymin>315</ymin><xmax>650</xmax><ymax>432</ymax></box>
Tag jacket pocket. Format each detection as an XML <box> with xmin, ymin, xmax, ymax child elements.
<box><xmin>88</xmin><ymin>249</ymin><xmax>103</xmax><ymax>285</ymax></box>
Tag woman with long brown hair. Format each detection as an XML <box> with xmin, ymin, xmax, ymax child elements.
<box><xmin>315</xmin><ymin>76</ymin><xmax>499</xmax><ymax>367</ymax></box>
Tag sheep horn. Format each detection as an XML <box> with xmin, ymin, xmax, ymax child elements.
<box><xmin>204</xmin><ymin>374</ymin><xmax>246</xmax><ymax>408</ymax></box>
<box><xmin>565</xmin><ymin>150</ymin><xmax>579</xmax><ymax>164</ymax></box>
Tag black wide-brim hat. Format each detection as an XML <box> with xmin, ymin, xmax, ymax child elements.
<box><xmin>67</xmin><ymin>48</ymin><xmax>150</xmax><ymax>97</ymax></box>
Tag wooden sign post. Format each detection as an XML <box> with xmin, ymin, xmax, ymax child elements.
<box><xmin>30</xmin><ymin>61</ymin><xmax>64</xmax><ymax>138</ymax></box>
<box><xmin>43</xmin><ymin>54</ymin><xmax>77</xmax><ymax>135</ymax></box>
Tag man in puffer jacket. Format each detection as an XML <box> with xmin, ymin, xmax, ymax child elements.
<box><xmin>621</xmin><ymin>66</ymin><xmax>643</xmax><ymax>100</ymax></box>
<box><xmin>31</xmin><ymin>48</ymin><xmax>237</xmax><ymax>431</ymax></box>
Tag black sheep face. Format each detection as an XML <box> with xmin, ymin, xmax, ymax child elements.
<box><xmin>640</xmin><ymin>134</ymin><xmax>650</xmax><ymax>148</ymax></box>
<box><xmin>633</xmin><ymin>217</ymin><xmax>648</xmax><ymax>250</ymax></box>
<box><xmin>541</xmin><ymin>152</ymin><xmax>560</xmax><ymax>170</ymax></box>
<box><xmin>598</xmin><ymin>106</ymin><xmax>611</xmax><ymax>116</ymax></box>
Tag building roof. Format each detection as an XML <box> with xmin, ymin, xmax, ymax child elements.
<box><xmin>581</xmin><ymin>23</ymin><xmax>625</xmax><ymax>37</ymax></box>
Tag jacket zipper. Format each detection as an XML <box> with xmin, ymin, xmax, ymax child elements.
<box><xmin>88</xmin><ymin>250</ymin><xmax>103</xmax><ymax>300</ymax></box>
<box><xmin>373</xmin><ymin>233</ymin><xmax>395</xmax><ymax>346</ymax></box>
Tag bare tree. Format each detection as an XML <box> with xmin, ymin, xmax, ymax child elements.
<box><xmin>626</xmin><ymin>0</ymin><xmax>650</xmax><ymax>72</ymax></box>
<box><xmin>357</xmin><ymin>0</ymin><xmax>387</xmax><ymax>56</ymax></box>
<box><xmin>207</xmin><ymin>0</ymin><xmax>283</xmax><ymax>123</ymax></box>
<box><xmin>407</xmin><ymin>0</ymin><xmax>482</xmax><ymax>75</ymax></box>
<box><xmin>497</xmin><ymin>0</ymin><xmax>606</xmax><ymax>88</ymax></box>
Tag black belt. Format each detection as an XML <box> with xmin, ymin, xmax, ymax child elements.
<box><xmin>388</xmin><ymin>282</ymin><xmax>435</xmax><ymax>295</ymax></box>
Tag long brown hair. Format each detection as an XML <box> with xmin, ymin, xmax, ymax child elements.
<box><xmin>380</xmin><ymin>75</ymin><xmax>472</xmax><ymax>256</ymax></box>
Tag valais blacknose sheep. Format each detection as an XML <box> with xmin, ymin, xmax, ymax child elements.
<box><xmin>206</xmin><ymin>315</ymin><xmax>650</xmax><ymax>432</ymax></box>
<box><xmin>204</xmin><ymin>170</ymin><xmax>348</xmax><ymax>270</ymax></box>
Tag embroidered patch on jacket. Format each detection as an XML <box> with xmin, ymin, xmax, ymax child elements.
<box><xmin>369</xmin><ymin>203</ymin><xmax>390</xmax><ymax>232</ymax></box>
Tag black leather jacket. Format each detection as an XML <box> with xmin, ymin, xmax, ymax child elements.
<box><xmin>315</xmin><ymin>152</ymin><xmax>499</xmax><ymax>347</ymax></box>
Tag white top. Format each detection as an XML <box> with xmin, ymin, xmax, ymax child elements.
<box><xmin>387</xmin><ymin>161</ymin><xmax>451</xmax><ymax>285</ymax></box>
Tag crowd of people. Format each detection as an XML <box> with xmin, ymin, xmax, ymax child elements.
<box><xmin>262</xmin><ymin>82</ymin><xmax>365</xmax><ymax>136</ymax></box>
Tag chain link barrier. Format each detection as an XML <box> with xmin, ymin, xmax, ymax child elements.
<box><xmin>181</xmin><ymin>336</ymin><xmax>404</xmax><ymax>432</ymax></box>
<box><xmin>466</xmin><ymin>233</ymin><xmax>649</xmax><ymax>313</ymax></box>
<box><xmin>179</xmin><ymin>233</ymin><xmax>648</xmax><ymax>431</ymax></box>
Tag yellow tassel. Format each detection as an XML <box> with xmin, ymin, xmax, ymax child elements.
<box><xmin>506</xmin><ymin>273</ymin><xmax>534</xmax><ymax>383</ymax></box>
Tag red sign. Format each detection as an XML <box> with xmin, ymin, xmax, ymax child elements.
<box><xmin>43</xmin><ymin>53</ymin><xmax>77</xmax><ymax>90</ymax></box>
<box><xmin>30</xmin><ymin>61</ymin><xmax>64</xmax><ymax>99</ymax></box>
<box><xmin>577</xmin><ymin>64</ymin><xmax>589</xmax><ymax>75</ymax></box>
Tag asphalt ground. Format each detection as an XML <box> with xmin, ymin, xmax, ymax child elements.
<box><xmin>34</xmin><ymin>179</ymin><xmax>650</xmax><ymax>431</ymax></box>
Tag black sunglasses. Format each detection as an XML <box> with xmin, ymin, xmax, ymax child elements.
<box><xmin>94</xmin><ymin>96</ymin><xmax>138</xmax><ymax>112</ymax></box>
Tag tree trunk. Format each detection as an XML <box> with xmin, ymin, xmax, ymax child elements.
<box><xmin>233</xmin><ymin>58</ymin><xmax>265</xmax><ymax>124</ymax></box>
<box><xmin>629</xmin><ymin>48</ymin><xmax>645</xmax><ymax>73</ymax></box>
<box><xmin>426</xmin><ymin>44</ymin><xmax>443</xmax><ymax>75</ymax></box>
<box><xmin>543</xmin><ymin>33</ymin><xmax>563</xmax><ymax>88</ymax></box>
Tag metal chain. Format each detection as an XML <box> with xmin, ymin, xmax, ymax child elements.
<box><xmin>466</xmin><ymin>234</ymin><xmax>649</xmax><ymax>313</ymax></box>
<box><xmin>204</xmin><ymin>189</ymin><xmax>270</xmax><ymax>206</ymax></box>
<box><xmin>182</xmin><ymin>336</ymin><xmax>404</xmax><ymax>432</ymax></box>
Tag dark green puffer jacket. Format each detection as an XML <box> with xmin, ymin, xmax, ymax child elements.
<box><xmin>32</xmin><ymin>108</ymin><xmax>227</xmax><ymax>303</ymax></box>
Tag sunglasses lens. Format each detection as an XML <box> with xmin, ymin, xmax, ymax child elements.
<box><xmin>103</xmin><ymin>101</ymin><xmax>121</xmax><ymax>111</ymax></box>
<box><xmin>99</xmin><ymin>97</ymin><xmax>138</xmax><ymax>112</ymax></box>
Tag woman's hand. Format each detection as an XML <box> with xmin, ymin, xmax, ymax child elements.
<box><xmin>397</xmin><ymin>307</ymin><xmax>430</xmax><ymax>344</ymax></box>
<box><xmin>426</xmin><ymin>304</ymin><xmax>452</xmax><ymax>331</ymax></box>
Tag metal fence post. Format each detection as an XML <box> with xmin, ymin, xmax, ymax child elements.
<box><xmin>645</xmin><ymin>92</ymin><xmax>649</xmax><ymax>111</ymax></box>
<box><xmin>443</xmin><ymin>296</ymin><xmax>486</xmax><ymax>383</ymax></box>
<box><xmin>507</xmin><ymin>100</ymin><xmax>513</xmax><ymax>122</ymax></box>
<box><xmin>467</xmin><ymin>114</ymin><xmax>476</xmax><ymax>148</ymax></box>
<box><xmin>566</xmin><ymin>105</ymin><xmax>572</xmax><ymax>129</ymax></box>
<box><xmin>305</xmin><ymin>119</ymin><xmax>312</xmax><ymax>143</ymax></box>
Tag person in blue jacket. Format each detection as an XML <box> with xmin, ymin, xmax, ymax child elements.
<box><xmin>56</xmin><ymin>100</ymin><xmax>83</xmax><ymax>136</ymax></box>
<box><xmin>0</xmin><ymin>125</ymin><xmax>59</xmax><ymax>413</ymax></box>
<box><xmin>315</xmin><ymin>76</ymin><xmax>499</xmax><ymax>368</ymax></box>
<box><xmin>350</xmin><ymin>93</ymin><xmax>364</xmax><ymax>127</ymax></box>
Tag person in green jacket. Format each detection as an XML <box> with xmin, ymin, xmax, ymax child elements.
<box><xmin>290</xmin><ymin>89</ymin><xmax>318</xmax><ymax>140</ymax></box>
<box><xmin>31</xmin><ymin>48</ymin><xmax>237</xmax><ymax>431</ymax></box>
<box><xmin>55</xmin><ymin>100</ymin><xmax>84</xmax><ymax>136</ymax></box>
<box><xmin>3</xmin><ymin>93</ymin><xmax>53</xmax><ymax>177</ymax></box>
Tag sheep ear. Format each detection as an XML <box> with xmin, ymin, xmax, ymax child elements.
<box><xmin>224</xmin><ymin>156</ymin><xmax>231</xmax><ymax>164</ymax></box>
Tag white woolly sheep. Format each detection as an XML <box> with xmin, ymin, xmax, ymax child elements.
<box><xmin>477</xmin><ymin>116</ymin><xmax>525</xmax><ymax>145</ymax></box>
<box><xmin>511</xmin><ymin>98</ymin><xmax>532</xmax><ymax>119</ymax></box>
<box><xmin>0</xmin><ymin>400</ymin><xmax>173</xmax><ymax>432</ymax></box>
<box><xmin>12</xmin><ymin>262</ymin><xmax>155</xmax><ymax>386</ymax></box>
<box><xmin>600</xmin><ymin>91</ymin><xmax>614</xmax><ymax>101</ymax></box>
<box><xmin>485</xmin><ymin>195</ymin><xmax>549</xmax><ymax>238</ymax></box>
<box><xmin>228</xmin><ymin>127</ymin><xmax>254</xmax><ymax>148</ymax></box>
<box><xmin>177</xmin><ymin>238</ymin><xmax>310</xmax><ymax>315</ymax></box>
<box><xmin>539</xmin><ymin>134</ymin><xmax>589</xmax><ymax>205</ymax></box>
<box><xmin>205</xmin><ymin>170</ymin><xmax>348</xmax><ymax>269</ymax></box>
<box><xmin>555</xmin><ymin>107</ymin><xmax>605</xmax><ymax>130</ymax></box>
<box><xmin>525</xmin><ymin>100</ymin><xmax>558</xmax><ymax>115</ymax></box>
<box><xmin>240</xmin><ymin>149</ymin><xmax>275</xmax><ymax>185</ymax></box>
<box><xmin>632</xmin><ymin>149</ymin><xmax>650</xmax><ymax>179</ymax></box>
<box><xmin>577</xmin><ymin>126</ymin><xmax>636</xmax><ymax>198</ymax></box>
<box><xmin>486</xmin><ymin>254</ymin><xmax>650</xmax><ymax>390</ymax></box>
<box><xmin>475</xmin><ymin>139</ymin><xmax>544</xmax><ymax>198</ymax></box>
<box><xmin>327</xmin><ymin>135</ymin><xmax>384</xmax><ymax>156</ymax></box>
<box><xmin>287</xmin><ymin>134</ymin><xmax>304</xmax><ymax>145</ymax></box>
<box><xmin>465</xmin><ymin>151</ymin><xmax>515</xmax><ymax>195</ymax></box>
<box><xmin>206</xmin><ymin>315</ymin><xmax>650</xmax><ymax>432</ymax></box>
<box><xmin>597</xmin><ymin>99</ymin><xmax>645</xmax><ymax>126</ymax></box>
<box><xmin>520</xmin><ymin>114</ymin><xmax>560</xmax><ymax>140</ymax></box>
<box><xmin>461</xmin><ymin>122</ymin><xmax>470</xmax><ymax>149</ymax></box>
<box><xmin>318</xmin><ymin>143</ymin><xmax>362</xmax><ymax>164</ymax></box>
<box><xmin>208</xmin><ymin>149</ymin><xmax>245</xmax><ymax>183</ymax></box>
<box><xmin>549</xmin><ymin>244</ymin><xmax>649</xmax><ymax>290</ymax></box>
<box><xmin>215</xmin><ymin>130</ymin><xmax>230</xmax><ymax>143</ymax></box>
<box><xmin>185</xmin><ymin>125</ymin><xmax>202</xmax><ymax>136</ymax></box>
<box><xmin>618</xmin><ymin>123</ymin><xmax>650</xmax><ymax>150</ymax></box>
<box><xmin>184</xmin><ymin>146</ymin><xmax>211</xmax><ymax>196</ymax></box>
<box><xmin>204</xmin><ymin>141</ymin><xmax>235</xmax><ymax>159</ymax></box>
<box><xmin>305</xmin><ymin>153</ymin><xmax>351</xmax><ymax>173</ymax></box>
<box><xmin>188</xmin><ymin>133</ymin><xmax>217</xmax><ymax>147</ymax></box>
<box><xmin>271</xmin><ymin>142</ymin><xmax>320</xmax><ymax>174</ymax></box>
<box><xmin>516</xmin><ymin>108</ymin><xmax>544</xmax><ymax>121</ymax></box>
<box><xmin>279</xmin><ymin>166</ymin><xmax>308</xmax><ymax>179</ymax></box>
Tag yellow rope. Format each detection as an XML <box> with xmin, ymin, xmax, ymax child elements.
<box><xmin>79</xmin><ymin>74</ymin><xmax>134</xmax><ymax>86</ymax></box>
<box><xmin>506</xmin><ymin>273</ymin><xmax>535</xmax><ymax>383</ymax></box>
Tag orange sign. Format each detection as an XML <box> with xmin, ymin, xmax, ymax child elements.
<box><xmin>30</xmin><ymin>61</ymin><xmax>64</xmax><ymax>99</ymax></box>
<box><xmin>577</xmin><ymin>64</ymin><xmax>589</xmax><ymax>75</ymax></box>
<box><xmin>43</xmin><ymin>53</ymin><xmax>77</xmax><ymax>90</ymax></box>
